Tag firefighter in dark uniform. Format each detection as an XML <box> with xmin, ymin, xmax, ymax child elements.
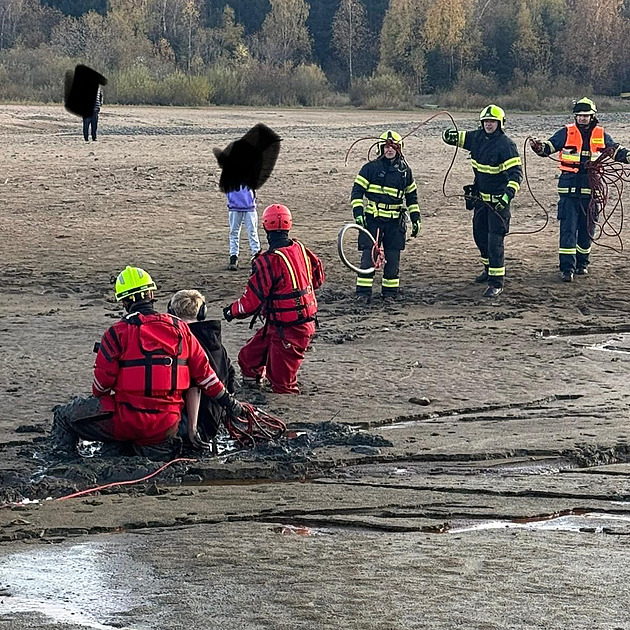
<box><xmin>530</xmin><ymin>97</ymin><xmax>630</xmax><ymax>281</ymax></box>
<box><xmin>351</xmin><ymin>129</ymin><xmax>420</xmax><ymax>304</ymax></box>
<box><xmin>442</xmin><ymin>105</ymin><xmax>522</xmax><ymax>298</ymax></box>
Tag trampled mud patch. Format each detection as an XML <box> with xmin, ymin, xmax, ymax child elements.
<box><xmin>0</xmin><ymin>422</ymin><xmax>394</xmax><ymax>503</ymax></box>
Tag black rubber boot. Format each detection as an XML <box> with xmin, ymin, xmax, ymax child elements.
<box><xmin>475</xmin><ymin>269</ymin><xmax>489</xmax><ymax>283</ymax></box>
<box><xmin>228</xmin><ymin>255</ymin><xmax>238</xmax><ymax>271</ymax></box>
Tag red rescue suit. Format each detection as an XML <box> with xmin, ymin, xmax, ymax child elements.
<box><xmin>93</xmin><ymin>312</ymin><xmax>225</xmax><ymax>443</ymax></box>
<box><xmin>228</xmin><ymin>240</ymin><xmax>325</xmax><ymax>393</ymax></box>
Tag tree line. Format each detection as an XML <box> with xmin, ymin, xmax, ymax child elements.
<box><xmin>0</xmin><ymin>0</ymin><xmax>628</xmax><ymax>108</ymax></box>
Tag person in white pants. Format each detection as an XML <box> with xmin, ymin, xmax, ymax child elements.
<box><xmin>227</xmin><ymin>185</ymin><xmax>261</xmax><ymax>270</ymax></box>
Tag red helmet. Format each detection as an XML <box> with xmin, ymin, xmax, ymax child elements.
<box><xmin>262</xmin><ymin>204</ymin><xmax>292</xmax><ymax>231</ymax></box>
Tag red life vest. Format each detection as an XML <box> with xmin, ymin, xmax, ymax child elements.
<box><xmin>116</xmin><ymin>314</ymin><xmax>191</xmax><ymax>398</ymax></box>
<box><xmin>559</xmin><ymin>123</ymin><xmax>605</xmax><ymax>173</ymax></box>
<box><xmin>267</xmin><ymin>241</ymin><xmax>318</xmax><ymax>326</ymax></box>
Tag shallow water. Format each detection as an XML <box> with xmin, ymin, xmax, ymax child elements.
<box><xmin>0</xmin><ymin>539</ymin><xmax>150</xmax><ymax>629</ymax></box>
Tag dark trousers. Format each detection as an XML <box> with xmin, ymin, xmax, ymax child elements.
<box><xmin>83</xmin><ymin>112</ymin><xmax>99</xmax><ymax>141</ymax></box>
<box><xmin>356</xmin><ymin>215</ymin><xmax>406</xmax><ymax>297</ymax></box>
<box><xmin>472</xmin><ymin>203</ymin><xmax>510</xmax><ymax>288</ymax></box>
<box><xmin>238</xmin><ymin>322</ymin><xmax>315</xmax><ymax>394</ymax></box>
<box><xmin>558</xmin><ymin>196</ymin><xmax>594</xmax><ymax>273</ymax></box>
<box><xmin>51</xmin><ymin>396</ymin><xmax>180</xmax><ymax>460</ymax></box>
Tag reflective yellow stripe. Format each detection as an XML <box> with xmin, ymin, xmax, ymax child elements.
<box><xmin>558</xmin><ymin>187</ymin><xmax>591</xmax><ymax>195</ymax></box>
<box><xmin>481</xmin><ymin>257</ymin><xmax>489</xmax><ymax>265</ymax></box>
<box><xmin>576</xmin><ymin>245</ymin><xmax>591</xmax><ymax>254</ymax></box>
<box><xmin>471</xmin><ymin>156</ymin><xmax>522</xmax><ymax>174</ymax></box>
<box><xmin>382</xmin><ymin>278</ymin><xmax>399</xmax><ymax>287</ymax></box>
<box><xmin>404</xmin><ymin>182</ymin><xmax>417</xmax><ymax>193</ymax></box>
<box><xmin>543</xmin><ymin>140</ymin><xmax>555</xmax><ymax>153</ymax></box>
<box><xmin>355</xmin><ymin>175</ymin><xmax>369</xmax><ymax>189</ymax></box>
<box><xmin>488</xmin><ymin>267</ymin><xmax>505</xmax><ymax>277</ymax></box>
<box><xmin>479</xmin><ymin>192</ymin><xmax>502</xmax><ymax>202</ymax></box>
<box><xmin>366</xmin><ymin>184</ymin><xmax>404</xmax><ymax>197</ymax></box>
<box><xmin>407</xmin><ymin>204</ymin><xmax>420</xmax><ymax>213</ymax></box>
<box><xmin>365</xmin><ymin>201</ymin><xmax>402</xmax><ymax>218</ymax></box>
<box><xmin>507</xmin><ymin>181</ymin><xmax>520</xmax><ymax>193</ymax></box>
<box><xmin>296</xmin><ymin>240</ymin><xmax>312</xmax><ymax>279</ymax></box>
<box><xmin>560</xmin><ymin>152</ymin><xmax>580</xmax><ymax>163</ymax></box>
<box><xmin>274</xmin><ymin>250</ymin><xmax>298</xmax><ymax>289</ymax></box>
<box><xmin>559</xmin><ymin>248</ymin><xmax>576</xmax><ymax>255</ymax></box>
<box><xmin>356</xmin><ymin>277</ymin><xmax>373</xmax><ymax>286</ymax></box>
<box><xmin>457</xmin><ymin>131</ymin><xmax>466</xmax><ymax>147</ymax></box>
<box><xmin>351</xmin><ymin>199</ymin><xmax>364</xmax><ymax>208</ymax></box>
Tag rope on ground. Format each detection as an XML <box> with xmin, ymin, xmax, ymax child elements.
<box><xmin>223</xmin><ymin>403</ymin><xmax>286</xmax><ymax>448</ymax></box>
<box><xmin>55</xmin><ymin>457</ymin><xmax>197</xmax><ymax>502</ymax></box>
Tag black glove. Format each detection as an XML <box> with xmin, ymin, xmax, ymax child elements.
<box><xmin>409</xmin><ymin>212</ymin><xmax>421</xmax><ymax>237</ymax></box>
<box><xmin>216</xmin><ymin>390</ymin><xmax>244</xmax><ymax>418</ymax></box>
<box><xmin>530</xmin><ymin>138</ymin><xmax>545</xmax><ymax>156</ymax></box>
<box><xmin>222</xmin><ymin>305</ymin><xmax>234</xmax><ymax>322</ymax></box>
<box><xmin>442</xmin><ymin>128</ymin><xmax>458</xmax><ymax>145</ymax></box>
<box><xmin>495</xmin><ymin>193</ymin><xmax>511</xmax><ymax>211</ymax></box>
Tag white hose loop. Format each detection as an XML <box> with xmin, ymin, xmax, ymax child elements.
<box><xmin>337</xmin><ymin>222</ymin><xmax>378</xmax><ymax>276</ymax></box>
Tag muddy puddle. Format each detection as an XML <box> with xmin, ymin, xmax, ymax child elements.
<box><xmin>447</xmin><ymin>511</ymin><xmax>630</xmax><ymax>535</ymax></box>
<box><xmin>0</xmin><ymin>539</ymin><xmax>151</xmax><ymax>629</ymax></box>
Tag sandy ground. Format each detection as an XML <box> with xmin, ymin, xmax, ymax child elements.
<box><xmin>2</xmin><ymin>105</ymin><xmax>630</xmax><ymax>628</ymax></box>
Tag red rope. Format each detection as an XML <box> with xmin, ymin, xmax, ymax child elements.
<box><xmin>585</xmin><ymin>148</ymin><xmax>626</xmax><ymax>253</ymax></box>
<box><xmin>223</xmin><ymin>403</ymin><xmax>286</xmax><ymax>448</ymax></box>
<box><xmin>55</xmin><ymin>457</ymin><xmax>197</xmax><ymax>502</ymax></box>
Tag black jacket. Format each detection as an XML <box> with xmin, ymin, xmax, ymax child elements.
<box><xmin>188</xmin><ymin>319</ymin><xmax>235</xmax><ymax>439</ymax></box>
<box><xmin>452</xmin><ymin>128</ymin><xmax>522</xmax><ymax>202</ymax></box>
<box><xmin>351</xmin><ymin>156</ymin><xmax>420</xmax><ymax>221</ymax></box>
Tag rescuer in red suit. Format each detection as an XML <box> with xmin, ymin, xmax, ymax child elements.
<box><xmin>223</xmin><ymin>204</ymin><xmax>325</xmax><ymax>394</ymax></box>
<box><xmin>51</xmin><ymin>266</ymin><xmax>244</xmax><ymax>459</ymax></box>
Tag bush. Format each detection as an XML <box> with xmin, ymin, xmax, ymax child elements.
<box><xmin>350</xmin><ymin>72</ymin><xmax>412</xmax><ymax>109</ymax></box>
<box><xmin>109</xmin><ymin>66</ymin><xmax>158</xmax><ymax>104</ymax></box>
<box><xmin>109</xmin><ymin>68</ymin><xmax>213</xmax><ymax>105</ymax></box>
<box><xmin>0</xmin><ymin>45</ymin><xmax>72</xmax><ymax>102</ymax></box>
<box><xmin>156</xmin><ymin>73</ymin><xmax>213</xmax><ymax>106</ymax></box>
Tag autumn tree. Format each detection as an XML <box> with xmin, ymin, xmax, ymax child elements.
<box><xmin>379</xmin><ymin>0</ymin><xmax>429</xmax><ymax>92</ymax></box>
<box><xmin>560</xmin><ymin>0</ymin><xmax>628</xmax><ymax>92</ymax></box>
<box><xmin>331</xmin><ymin>0</ymin><xmax>370</xmax><ymax>86</ymax></box>
<box><xmin>423</xmin><ymin>0</ymin><xmax>471</xmax><ymax>82</ymax></box>
<box><xmin>259</xmin><ymin>0</ymin><xmax>312</xmax><ymax>65</ymax></box>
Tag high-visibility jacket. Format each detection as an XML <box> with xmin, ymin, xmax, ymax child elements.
<box><xmin>229</xmin><ymin>240</ymin><xmax>324</xmax><ymax>326</ymax></box>
<box><xmin>559</xmin><ymin>124</ymin><xmax>605</xmax><ymax>172</ymax></box>
<box><xmin>453</xmin><ymin>128</ymin><xmax>522</xmax><ymax>203</ymax></box>
<box><xmin>93</xmin><ymin>309</ymin><xmax>226</xmax><ymax>444</ymax></box>
<box><xmin>540</xmin><ymin>121</ymin><xmax>629</xmax><ymax>196</ymax></box>
<box><xmin>351</xmin><ymin>156</ymin><xmax>420</xmax><ymax>221</ymax></box>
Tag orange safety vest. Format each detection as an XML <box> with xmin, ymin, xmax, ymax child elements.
<box><xmin>559</xmin><ymin>124</ymin><xmax>605</xmax><ymax>173</ymax></box>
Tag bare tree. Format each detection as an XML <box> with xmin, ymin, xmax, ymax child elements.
<box><xmin>331</xmin><ymin>0</ymin><xmax>370</xmax><ymax>86</ymax></box>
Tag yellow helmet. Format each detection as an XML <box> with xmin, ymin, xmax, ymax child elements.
<box><xmin>573</xmin><ymin>97</ymin><xmax>597</xmax><ymax>115</ymax></box>
<box><xmin>479</xmin><ymin>104</ymin><xmax>506</xmax><ymax>130</ymax></box>
<box><xmin>114</xmin><ymin>266</ymin><xmax>157</xmax><ymax>302</ymax></box>
<box><xmin>377</xmin><ymin>129</ymin><xmax>403</xmax><ymax>156</ymax></box>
